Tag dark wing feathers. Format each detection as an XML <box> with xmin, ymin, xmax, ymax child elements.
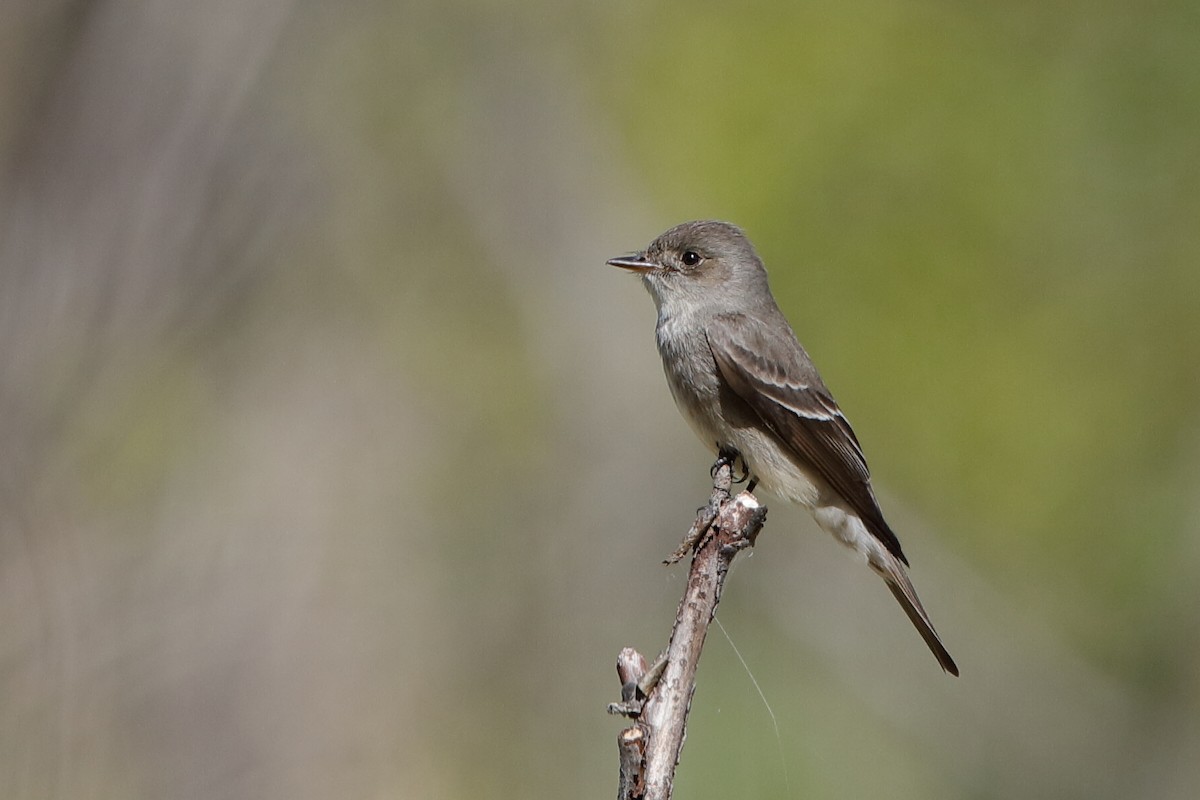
<box><xmin>707</xmin><ymin>313</ymin><xmax>908</xmax><ymax>565</ymax></box>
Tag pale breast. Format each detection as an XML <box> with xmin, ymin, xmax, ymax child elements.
<box><xmin>655</xmin><ymin>309</ymin><xmax>824</xmax><ymax>510</ymax></box>
<box><xmin>656</xmin><ymin>313</ymin><xmax>725</xmax><ymax>450</ymax></box>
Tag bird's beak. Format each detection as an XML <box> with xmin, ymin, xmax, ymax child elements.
<box><xmin>607</xmin><ymin>253</ymin><xmax>660</xmax><ymax>273</ymax></box>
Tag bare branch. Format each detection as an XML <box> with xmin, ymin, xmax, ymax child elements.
<box><xmin>611</xmin><ymin>459</ymin><xmax>768</xmax><ymax>800</ymax></box>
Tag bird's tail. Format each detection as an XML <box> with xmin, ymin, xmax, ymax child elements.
<box><xmin>875</xmin><ymin>558</ymin><xmax>959</xmax><ymax>676</ymax></box>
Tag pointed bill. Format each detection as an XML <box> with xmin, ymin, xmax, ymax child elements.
<box><xmin>607</xmin><ymin>254</ymin><xmax>660</xmax><ymax>273</ymax></box>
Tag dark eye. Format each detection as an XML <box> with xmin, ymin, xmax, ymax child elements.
<box><xmin>680</xmin><ymin>251</ymin><xmax>701</xmax><ymax>267</ymax></box>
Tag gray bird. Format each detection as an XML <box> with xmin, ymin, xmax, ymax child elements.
<box><xmin>609</xmin><ymin>220</ymin><xmax>958</xmax><ymax>676</ymax></box>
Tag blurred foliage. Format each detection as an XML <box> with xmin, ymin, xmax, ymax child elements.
<box><xmin>2</xmin><ymin>1</ymin><xmax>1199</xmax><ymax>799</ymax></box>
<box><xmin>587</xmin><ymin>0</ymin><xmax>1200</xmax><ymax>677</ymax></box>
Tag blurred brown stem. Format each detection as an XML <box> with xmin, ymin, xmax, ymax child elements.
<box><xmin>611</xmin><ymin>459</ymin><xmax>768</xmax><ymax>800</ymax></box>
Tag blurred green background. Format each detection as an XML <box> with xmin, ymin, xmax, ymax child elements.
<box><xmin>2</xmin><ymin>1</ymin><xmax>1198</xmax><ymax>798</ymax></box>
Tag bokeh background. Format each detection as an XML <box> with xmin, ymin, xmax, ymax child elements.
<box><xmin>2</xmin><ymin>1</ymin><xmax>1199</xmax><ymax>798</ymax></box>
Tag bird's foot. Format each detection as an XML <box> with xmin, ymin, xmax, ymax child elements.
<box><xmin>712</xmin><ymin>446</ymin><xmax>754</xmax><ymax>487</ymax></box>
<box><xmin>710</xmin><ymin>446</ymin><xmax>741</xmax><ymax>481</ymax></box>
<box><xmin>667</xmin><ymin>448</ymin><xmax>757</xmax><ymax>563</ymax></box>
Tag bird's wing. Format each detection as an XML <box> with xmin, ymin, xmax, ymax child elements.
<box><xmin>706</xmin><ymin>313</ymin><xmax>908</xmax><ymax>565</ymax></box>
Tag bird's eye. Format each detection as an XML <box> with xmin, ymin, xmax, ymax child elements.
<box><xmin>680</xmin><ymin>251</ymin><xmax>702</xmax><ymax>267</ymax></box>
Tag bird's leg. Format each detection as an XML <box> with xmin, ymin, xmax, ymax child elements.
<box><xmin>710</xmin><ymin>446</ymin><xmax>741</xmax><ymax>481</ymax></box>
<box><xmin>714</xmin><ymin>446</ymin><xmax>753</xmax><ymax>487</ymax></box>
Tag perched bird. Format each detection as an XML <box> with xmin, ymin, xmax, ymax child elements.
<box><xmin>609</xmin><ymin>220</ymin><xmax>958</xmax><ymax>675</ymax></box>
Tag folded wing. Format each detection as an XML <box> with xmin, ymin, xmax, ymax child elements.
<box><xmin>706</xmin><ymin>313</ymin><xmax>907</xmax><ymax>565</ymax></box>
